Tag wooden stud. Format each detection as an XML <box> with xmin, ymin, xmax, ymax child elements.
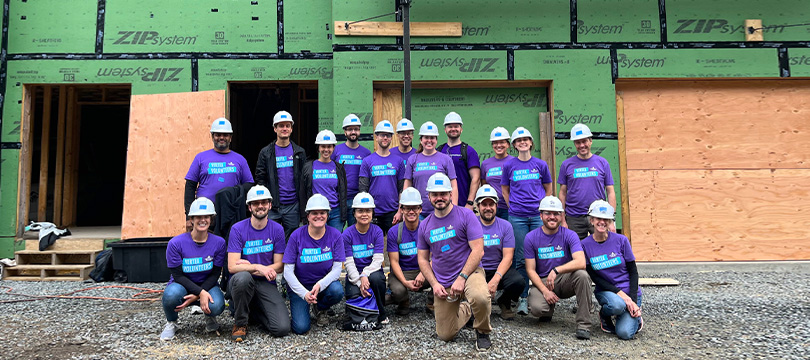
<box><xmin>68</xmin><ymin>99</ymin><xmax>82</xmax><ymax>225</ymax></box>
<box><xmin>17</xmin><ymin>86</ymin><xmax>36</xmax><ymax>237</ymax></box>
<box><xmin>38</xmin><ymin>86</ymin><xmax>53</xmax><ymax>222</ymax></box>
<box><xmin>745</xmin><ymin>19</ymin><xmax>763</xmax><ymax>41</ymax></box>
<box><xmin>616</xmin><ymin>92</ymin><xmax>632</xmax><ymax>242</ymax></box>
<box><xmin>538</xmin><ymin>112</ymin><xmax>555</xmax><ymax>194</ymax></box>
<box><xmin>335</xmin><ymin>21</ymin><xmax>462</xmax><ymax>37</ymax></box>
<box><xmin>62</xmin><ymin>87</ymin><xmax>77</xmax><ymax>226</ymax></box>
<box><xmin>53</xmin><ymin>86</ymin><xmax>67</xmax><ymax>225</ymax></box>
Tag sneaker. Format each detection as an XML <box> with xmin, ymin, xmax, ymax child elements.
<box><xmin>160</xmin><ymin>322</ymin><xmax>177</xmax><ymax>341</ymax></box>
<box><xmin>314</xmin><ymin>306</ymin><xmax>330</xmax><ymax>327</ymax></box>
<box><xmin>475</xmin><ymin>330</ymin><xmax>492</xmax><ymax>351</ymax></box>
<box><xmin>190</xmin><ymin>305</ymin><xmax>203</xmax><ymax>315</ymax></box>
<box><xmin>575</xmin><ymin>329</ymin><xmax>591</xmax><ymax>340</ymax></box>
<box><xmin>498</xmin><ymin>303</ymin><xmax>516</xmax><ymax>320</ymax></box>
<box><xmin>231</xmin><ymin>325</ymin><xmax>247</xmax><ymax>342</ymax></box>
<box><xmin>636</xmin><ymin>316</ymin><xmax>643</xmax><ymax>333</ymax></box>
<box><xmin>600</xmin><ymin>315</ymin><xmax>616</xmax><ymax>334</ymax></box>
<box><xmin>426</xmin><ymin>295</ymin><xmax>435</xmax><ymax>313</ymax></box>
<box><xmin>326</xmin><ymin>308</ymin><xmax>336</xmax><ymax>316</ymax></box>
<box><xmin>380</xmin><ymin>317</ymin><xmax>390</xmax><ymax>325</ymax></box>
<box><xmin>396</xmin><ymin>298</ymin><xmax>411</xmax><ymax>316</ymax></box>
<box><xmin>204</xmin><ymin>316</ymin><xmax>220</xmax><ymax>332</ymax></box>
<box><xmin>516</xmin><ymin>298</ymin><xmax>529</xmax><ymax>316</ymax></box>
<box><xmin>538</xmin><ymin>316</ymin><xmax>552</xmax><ymax>323</ymax></box>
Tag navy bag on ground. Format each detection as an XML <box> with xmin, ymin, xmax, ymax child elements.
<box><xmin>341</xmin><ymin>289</ymin><xmax>381</xmax><ymax>331</ymax></box>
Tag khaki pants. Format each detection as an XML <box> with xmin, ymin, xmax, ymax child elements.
<box><xmin>528</xmin><ymin>269</ymin><xmax>593</xmax><ymax>330</ymax></box>
<box><xmin>433</xmin><ymin>267</ymin><xmax>492</xmax><ymax>341</ymax></box>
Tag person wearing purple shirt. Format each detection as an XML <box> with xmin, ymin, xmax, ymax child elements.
<box><xmin>559</xmin><ymin>123</ymin><xmax>617</xmax><ymax>239</ymax></box>
<box><xmin>160</xmin><ymin>197</ymin><xmax>226</xmax><ymax>341</ymax></box>
<box><xmin>391</xmin><ymin>118</ymin><xmax>416</xmax><ymax>167</ymax></box>
<box><xmin>480</xmin><ymin>127</ymin><xmax>514</xmax><ymax>220</ymax></box>
<box><xmin>184</xmin><ymin>118</ymin><xmax>254</xmax><ymax>230</ymax></box>
<box><xmin>343</xmin><ymin>192</ymin><xmax>388</xmax><ymax>325</ymax></box>
<box><xmin>525</xmin><ymin>196</ymin><xmax>593</xmax><ymax>340</ymax></box>
<box><xmin>417</xmin><ymin>173</ymin><xmax>491</xmax><ymax>351</ymax></box>
<box><xmin>386</xmin><ymin>188</ymin><xmax>432</xmax><ymax>316</ymax></box>
<box><xmin>332</xmin><ymin>114</ymin><xmax>372</xmax><ymax>228</ymax></box>
<box><xmin>403</xmin><ymin>121</ymin><xmax>458</xmax><ymax>219</ymax></box>
<box><xmin>359</xmin><ymin>121</ymin><xmax>405</xmax><ymax>235</ymax></box>
<box><xmin>475</xmin><ymin>185</ymin><xmax>523</xmax><ymax>320</ymax></box>
<box><xmin>581</xmin><ymin>200</ymin><xmax>642</xmax><ymax>340</ymax></box>
<box><xmin>282</xmin><ymin>194</ymin><xmax>346</xmax><ymax>335</ymax></box>
<box><xmin>501</xmin><ymin>127</ymin><xmax>553</xmax><ymax>315</ymax></box>
<box><xmin>438</xmin><ymin>112</ymin><xmax>481</xmax><ymax>210</ymax></box>
<box><xmin>256</xmin><ymin>111</ymin><xmax>307</xmax><ymax>239</ymax></box>
<box><xmin>302</xmin><ymin>130</ymin><xmax>347</xmax><ymax>231</ymax></box>
<box><xmin>227</xmin><ymin>186</ymin><xmax>290</xmax><ymax>341</ymax></box>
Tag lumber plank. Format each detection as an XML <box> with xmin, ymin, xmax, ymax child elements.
<box><xmin>616</xmin><ymin>92</ymin><xmax>632</xmax><ymax>242</ymax></box>
<box><xmin>538</xmin><ymin>112</ymin><xmax>554</xmax><ymax>194</ymax></box>
<box><xmin>18</xmin><ymin>85</ymin><xmax>35</xmax><ymax>237</ymax></box>
<box><xmin>53</xmin><ymin>86</ymin><xmax>67</xmax><ymax>225</ymax></box>
<box><xmin>335</xmin><ymin>21</ymin><xmax>462</xmax><ymax>37</ymax></box>
<box><xmin>37</xmin><ymin>86</ymin><xmax>52</xmax><ymax>221</ymax></box>
<box><xmin>62</xmin><ymin>87</ymin><xmax>77</xmax><ymax>226</ymax></box>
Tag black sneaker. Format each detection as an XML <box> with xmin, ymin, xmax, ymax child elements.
<box><xmin>475</xmin><ymin>330</ymin><xmax>491</xmax><ymax>351</ymax></box>
<box><xmin>538</xmin><ymin>316</ymin><xmax>552</xmax><ymax>323</ymax></box>
<box><xmin>575</xmin><ymin>329</ymin><xmax>591</xmax><ymax>340</ymax></box>
<box><xmin>600</xmin><ymin>315</ymin><xmax>616</xmax><ymax>334</ymax></box>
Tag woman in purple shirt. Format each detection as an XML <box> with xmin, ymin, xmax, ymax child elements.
<box><xmin>343</xmin><ymin>192</ymin><xmax>388</xmax><ymax>325</ymax></box>
<box><xmin>403</xmin><ymin>121</ymin><xmax>458</xmax><ymax>219</ymax></box>
<box><xmin>301</xmin><ymin>130</ymin><xmax>347</xmax><ymax>231</ymax></box>
<box><xmin>480</xmin><ymin>127</ymin><xmax>514</xmax><ymax>220</ymax></box>
<box><xmin>581</xmin><ymin>201</ymin><xmax>643</xmax><ymax>340</ymax></box>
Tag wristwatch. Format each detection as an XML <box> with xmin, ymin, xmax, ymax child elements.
<box><xmin>459</xmin><ymin>272</ymin><xmax>469</xmax><ymax>280</ymax></box>
<box><xmin>466</xmin><ymin>200</ymin><xmax>474</xmax><ymax>206</ymax></box>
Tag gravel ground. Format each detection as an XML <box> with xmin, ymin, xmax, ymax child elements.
<box><xmin>1</xmin><ymin>262</ymin><xmax>808</xmax><ymax>359</ymax></box>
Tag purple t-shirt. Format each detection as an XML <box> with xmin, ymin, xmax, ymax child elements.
<box><xmin>227</xmin><ymin>218</ymin><xmax>286</xmax><ymax>283</ymax></box>
<box><xmin>332</xmin><ymin>143</ymin><xmax>371</xmax><ymax>198</ymax></box>
<box><xmin>404</xmin><ymin>152</ymin><xmax>458</xmax><ymax>216</ymax></box>
<box><xmin>524</xmin><ymin>227</ymin><xmax>582</xmax><ymax>277</ymax></box>
<box><xmin>387</xmin><ymin>223</ymin><xmax>420</xmax><ymax>271</ymax></box>
<box><xmin>481</xmin><ymin>155</ymin><xmax>514</xmax><ymax>210</ymax></box>
<box><xmin>359</xmin><ymin>153</ymin><xmax>405</xmax><ymax>213</ymax></box>
<box><xmin>312</xmin><ymin>160</ymin><xmax>340</xmax><ymax>208</ymax></box>
<box><xmin>480</xmin><ymin>217</ymin><xmax>516</xmax><ymax>271</ymax></box>
<box><xmin>417</xmin><ymin>206</ymin><xmax>483</xmax><ymax>288</ymax></box>
<box><xmin>282</xmin><ymin>226</ymin><xmax>346</xmax><ymax>288</ymax></box>
<box><xmin>581</xmin><ymin>232</ymin><xmax>641</xmax><ymax>296</ymax></box>
<box><xmin>275</xmin><ymin>144</ymin><xmax>296</xmax><ymax>204</ymax></box>
<box><xmin>166</xmin><ymin>232</ymin><xmax>227</xmax><ymax>285</ymax></box>
<box><xmin>185</xmin><ymin>149</ymin><xmax>254</xmax><ymax>201</ymax></box>
<box><xmin>502</xmin><ymin>157</ymin><xmax>553</xmax><ymax>217</ymax></box>
<box><xmin>342</xmin><ymin>224</ymin><xmax>385</xmax><ymax>270</ymax></box>
<box><xmin>390</xmin><ymin>147</ymin><xmax>416</xmax><ymax>167</ymax></box>
<box><xmin>440</xmin><ymin>144</ymin><xmax>481</xmax><ymax>206</ymax></box>
<box><xmin>557</xmin><ymin>155</ymin><xmax>614</xmax><ymax>216</ymax></box>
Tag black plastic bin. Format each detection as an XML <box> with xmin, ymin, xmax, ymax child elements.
<box><xmin>108</xmin><ymin>237</ymin><xmax>171</xmax><ymax>283</ymax></box>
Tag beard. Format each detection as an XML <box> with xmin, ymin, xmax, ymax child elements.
<box><xmin>214</xmin><ymin>140</ymin><xmax>230</xmax><ymax>151</ymax></box>
<box><xmin>480</xmin><ymin>209</ymin><xmax>496</xmax><ymax>222</ymax></box>
<box><xmin>252</xmin><ymin>210</ymin><xmax>268</xmax><ymax>220</ymax></box>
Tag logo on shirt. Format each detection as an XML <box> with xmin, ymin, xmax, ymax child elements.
<box><xmin>182</xmin><ymin>257</ymin><xmax>213</xmax><ymax>273</ymax></box>
<box><xmin>486</xmin><ymin>167</ymin><xmax>502</xmax><ymax>177</ymax></box>
<box><xmin>208</xmin><ymin>161</ymin><xmax>237</xmax><ymax>175</ymax></box>
<box><xmin>313</xmin><ymin>169</ymin><xmax>338</xmax><ymax>180</ymax></box>
<box><xmin>301</xmin><ymin>247</ymin><xmax>333</xmax><ymax>263</ymax></box>
<box><xmin>415</xmin><ymin>161</ymin><xmax>438</xmax><ymax>172</ymax></box>
<box><xmin>512</xmin><ymin>169</ymin><xmax>541</xmax><ymax>181</ymax></box>
<box><xmin>573</xmin><ymin>167</ymin><xmax>599</xmax><ymax>178</ymax></box>
<box><xmin>429</xmin><ymin>226</ymin><xmax>456</xmax><ymax>243</ymax></box>
<box><xmin>276</xmin><ymin>155</ymin><xmax>293</xmax><ymax>168</ymax></box>
<box><xmin>339</xmin><ymin>154</ymin><xmax>363</xmax><ymax>166</ymax></box>
<box><xmin>483</xmin><ymin>234</ymin><xmax>501</xmax><ymax>247</ymax></box>
<box><xmin>590</xmin><ymin>253</ymin><xmax>622</xmax><ymax>270</ymax></box>
<box><xmin>538</xmin><ymin>246</ymin><xmax>564</xmax><ymax>260</ymax></box>
<box><xmin>352</xmin><ymin>244</ymin><xmax>374</xmax><ymax>258</ymax></box>
<box><xmin>399</xmin><ymin>241</ymin><xmax>417</xmax><ymax>256</ymax></box>
<box><xmin>371</xmin><ymin>164</ymin><xmax>397</xmax><ymax>177</ymax></box>
<box><xmin>243</xmin><ymin>239</ymin><xmax>274</xmax><ymax>256</ymax></box>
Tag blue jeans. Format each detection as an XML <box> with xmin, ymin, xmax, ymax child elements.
<box><xmin>162</xmin><ymin>282</ymin><xmax>225</xmax><ymax>322</ymax></box>
<box><xmin>327</xmin><ymin>207</ymin><xmax>343</xmax><ymax>231</ymax></box>
<box><xmin>289</xmin><ymin>280</ymin><xmax>344</xmax><ymax>335</ymax></box>
<box><xmin>509</xmin><ymin>214</ymin><xmax>543</xmax><ymax>298</ymax></box>
<box><xmin>496</xmin><ymin>208</ymin><xmax>509</xmax><ymax>220</ymax></box>
<box><xmin>596</xmin><ymin>291</ymin><xmax>643</xmax><ymax>340</ymax></box>
<box><xmin>345</xmin><ymin>198</ymin><xmax>357</xmax><ymax>227</ymax></box>
<box><xmin>270</xmin><ymin>202</ymin><xmax>301</xmax><ymax>240</ymax></box>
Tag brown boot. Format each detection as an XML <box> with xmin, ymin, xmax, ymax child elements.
<box><xmin>231</xmin><ymin>325</ymin><xmax>247</xmax><ymax>342</ymax></box>
<box><xmin>396</xmin><ymin>298</ymin><xmax>411</xmax><ymax>316</ymax></box>
<box><xmin>499</xmin><ymin>302</ymin><xmax>516</xmax><ymax>320</ymax></box>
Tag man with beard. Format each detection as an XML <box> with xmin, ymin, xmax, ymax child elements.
<box><xmin>185</xmin><ymin>117</ymin><xmax>254</xmax><ymax>228</ymax></box>
<box><xmin>438</xmin><ymin>112</ymin><xmax>480</xmax><ymax>210</ymax></box>
<box><xmin>256</xmin><ymin>111</ymin><xmax>307</xmax><ymax>239</ymax></box>
<box><xmin>524</xmin><ymin>196</ymin><xmax>593</xmax><ymax>340</ymax></box>
<box><xmin>332</xmin><ymin>114</ymin><xmax>371</xmax><ymax>228</ymax></box>
<box><xmin>390</xmin><ymin>118</ymin><xmax>416</xmax><ymax>167</ymax></box>
<box><xmin>227</xmin><ymin>185</ymin><xmax>290</xmax><ymax>341</ymax></box>
<box><xmin>417</xmin><ymin>173</ymin><xmax>491</xmax><ymax>351</ymax></box>
<box><xmin>359</xmin><ymin>120</ymin><xmax>405</xmax><ymax>234</ymax></box>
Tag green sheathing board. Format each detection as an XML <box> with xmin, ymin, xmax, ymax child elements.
<box><xmin>284</xmin><ymin>0</ymin><xmax>333</xmax><ymax>53</ymax></box>
<box><xmin>411</xmin><ymin>0</ymin><xmax>569</xmax><ymax>44</ymax></box>
<box><xmin>197</xmin><ymin>60</ymin><xmax>334</xmax><ymax>128</ymax></box>
<box><xmin>1</xmin><ymin>149</ymin><xmax>21</xmax><ymax>241</ymax></box>
<box><xmin>7</xmin><ymin>0</ymin><xmax>97</xmax><ymax>54</ymax></box>
<box><xmin>577</xmin><ymin>0</ymin><xmax>661</xmax><ymax>42</ymax></box>
<box><xmin>332</xmin><ymin>1</ymin><xmax>396</xmax><ymax>45</ymax></box>
<box><xmin>788</xmin><ymin>48</ymin><xmax>810</xmax><ymax>77</ymax></box>
<box><xmin>616</xmin><ymin>49</ymin><xmax>779</xmax><ymax>78</ymax></box>
<box><xmin>666</xmin><ymin>0</ymin><xmax>810</xmax><ymax>42</ymax></box>
<box><xmin>104</xmin><ymin>0</ymin><xmax>277</xmax><ymax>53</ymax></box>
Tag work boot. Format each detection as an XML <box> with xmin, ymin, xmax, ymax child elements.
<box><xmin>498</xmin><ymin>302</ymin><xmax>516</xmax><ymax>320</ymax></box>
<box><xmin>576</xmin><ymin>329</ymin><xmax>591</xmax><ymax>340</ymax></box>
<box><xmin>516</xmin><ymin>298</ymin><xmax>529</xmax><ymax>316</ymax></box>
<box><xmin>231</xmin><ymin>325</ymin><xmax>247</xmax><ymax>342</ymax></box>
<box><xmin>204</xmin><ymin>316</ymin><xmax>220</xmax><ymax>332</ymax></box>
<box><xmin>396</xmin><ymin>298</ymin><xmax>411</xmax><ymax>316</ymax></box>
<box><xmin>600</xmin><ymin>315</ymin><xmax>616</xmax><ymax>334</ymax></box>
<box><xmin>160</xmin><ymin>321</ymin><xmax>178</xmax><ymax>341</ymax></box>
<box><xmin>475</xmin><ymin>330</ymin><xmax>492</xmax><ymax>351</ymax></box>
<box><xmin>314</xmin><ymin>305</ymin><xmax>329</xmax><ymax>327</ymax></box>
<box><xmin>425</xmin><ymin>294</ymin><xmax>435</xmax><ymax>314</ymax></box>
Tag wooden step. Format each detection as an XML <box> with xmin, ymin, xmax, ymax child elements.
<box><xmin>14</xmin><ymin>250</ymin><xmax>101</xmax><ymax>266</ymax></box>
<box><xmin>25</xmin><ymin>238</ymin><xmax>107</xmax><ymax>251</ymax></box>
<box><xmin>3</xmin><ymin>264</ymin><xmax>94</xmax><ymax>281</ymax></box>
<box><xmin>2</xmin><ymin>276</ymin><xmax>86</xmax><ymax>282</ymax></box>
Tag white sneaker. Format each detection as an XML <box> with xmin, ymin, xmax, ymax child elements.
<box><xmin>160</xmin><ymin>322</ymin><xmax>178</xmax><ymax>341</ymax></box>
<box><xmin>190</xmin><ymin>305</ymin><xmax>204</xmax><ymax>314</ymax></box>
<box><xmin>517</xmin><ymin>298</ymin><xmax>529</xmax><ymax>316</ymax></box>
<box><xmin>204</xmin><ymin>316</ymin><xmax>220</xmax><ymax>332</ymax></box>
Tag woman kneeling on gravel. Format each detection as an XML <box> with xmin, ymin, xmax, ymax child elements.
<box><xmin>283</xmin><ymin>194</ymin><xmax>346</xmax><ymax>334</ymax></box>
<box><xmin>581</xmin><ymin>200</ymin><xmax>643</xmax><ymax>340</ymax></box>
<box><xmin>160</xmin><ymin>197</ymin><xmax>227</xmax><ymax>341</ymax></box>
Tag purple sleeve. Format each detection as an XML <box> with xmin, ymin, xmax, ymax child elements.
<box><xmin>359</xmin><ymin>158</ymin><xmax>371</xmax><ymax>178</ymax></box>
<box><xmin>273</xmin><ymin>224</ymin><xmax>286</xmax><ymax>254</ymax></box>
<box><xmin>502</xmin><ymin>221</ymin><xmax>515</xmax><ymax>248</ymax></box>
<box><xmin>166</xmin><ymin>239</ymin><xmax>182</xmax><ymax>268</ymax></box>
<box><xmin>467</xmin><ymin>146</ymin><xmax>480</xmax><ymax>168</ymax></box>
<box><xmin>622</xmin><ymin>236</ymin><xmax>636</xmax><ymax>262</ymax></box>
<box><xmin>185</xmin><ymin>154</ymin><xmax>201</xmax><ymax>182</ymax></box>
<box><xmin>464</xmin><ymin>210</ymin><xmax>484</xmax><ymax>241</ymax></box>
<box><xmin>330</xmin><ymin>149</ymin><xmax>337</xmax><ymax>162</ymax></box>
<box><xmin>227</xmin><ymin>225</ymin><xmax>243</xmax><ymax>253</ymax></box>
<box><xmin>523</xmin><ymin>232</ymin><xmax>535</xmax><ymax>259</ymax></box>
<box><xmin>557</xmin><ymin>161</ymin><xmax>568</xmax><ymax>185</ymax></box>
<box><xmin>332</xmin><ymin>230</ymin><xmax>347</xmax><ymax>262</ymax></box>
<box><xmin>386</xmin><ymin>226</ymin><xmax>398</xmax><ymax>253</ymax></box>
<box><xmin>417</xmin><ymin>222</ymin><xmax>430</xmax><ymax>250</ymax></box>
<box><xmin>445</xmin><ymin>155</ymin><xmax>457</xmax><ymax>180</ymax></box>
<box><xmin>239</xmin><ymin>156</ymin><xmax>254</xmax><ymax>184</ymax></box>
<box><xmin>396</xmin><ymin>159</ymin><xmax>405</xmax><ymax>181</ymax></box>
<box><xmin>342</xmin><ymin>230</ymin><xmax>353</xmax><ymax>259</ymax></box>
<box><xmin>502</xmin><ymin>160</ymin><xmax>512</xmax><ymax>187</ymax></box>
<box><xmin>404</xmin><ymin>154</ymin><xmax>415</xmax><ymax>180</ymax></box>
<box><xmin>541</xmin><ymin>160</ymin><xmax>552</xmax><ymax>184</ymax></box>
<box><xmin>282</xmin><ymin>232</ymin><xmax>299</xmax><ymax>264</ymax></box>
<box><xmin>214</xmin><ymin>238</ymin><xmax>227</xmax><ymax>267</ymax></box>
<box><xmin>480</xmin><ymin>161</ymin><xmax>489</xmax><ymax>181</ymax></box>
<box><xmin>566</xmin><ymin>230</ymin><xmax>584</xmax><ymax>254</ymax></box>
<box><xmin>373</xmin><ymin>226</ymin><xmax>385</xmax><ymax>254</ymax></box>
<box><xmin>603</xmin><ymin>158</ymin><xmax>615</xmax><ymax>186</ymax></box>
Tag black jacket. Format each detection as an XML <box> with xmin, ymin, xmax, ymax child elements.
<box><xmin>212</xmin><ymin>185</ymin><xmax>249</xmax><ymax>241</ymax></box>
<box><xmin>301</xmin><ymin>160</ymin><xmax>348</xmax><ymax>223</ymax></box>
<box><xmin>255</xmin><ymin>140</ymin><xmax>307</xmax><ymax>215</ymax></box>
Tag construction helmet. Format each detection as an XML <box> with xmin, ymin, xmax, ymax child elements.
<box><xmin>352</xmin><ymin>192</ymin><xmax>376</xmax><ymax>209</ymax></box>
<box><xmin>511</xmin><ymin>127</ymin><xmax>533</xmax><ymax>143</ymax></box>
<box><xmin>475</xmin><ymin>184</ymin><xmax>499</xmax><ymax>203</ymax></box>
<box><xmin>305</xmin><ymin>194</ymin><xmax>331</xmax><ymax>212</ymax></box>
<box><xmin>419</xmin><ymin>121</ymin><xmax>440</xmax><ymax>137</ymax></box>
<box><xmin>210</xmin><ymin>117</ymin><xmax>233</xmax><ymax>134</ymax></box>
<box><xmin>315</xmin><ymin>130</ymin><xmax>338</xmax><ymax>145</ymax></box>
<box><xmin>374</xmin><ymin>120</ymin><xmax>395</xmax><ymax>134</ymax></box>
<box><xmin>588</xmin><ymin>200</ymin><xmax>615</xmax><ymax>220</ymax></box>
<box><xmin>570</xmin><ymin>123</ymin><xmax>593</xmax><ymax>141</ymax></box>
<box><xmin>490</xmin><ymin>127</ymin><xmax>510</xmax><ymax>142</ymax></box>
<box><xmin>399</xmin><ymin>187</ymin><xmax>423</xmax><ymax>206</ymax></box>
<box><xmin>188</xmin><ymin>197</ymin><xmax>216</xmax><ymax>216</ymax></box>
<box><xmin>397</xmin><ymin>118</ymin><xmax>415</xmax><ymax>132</ymax></box>
<box><xmin>273</xmin><ymin>111</ymin><xmax>294</xmax><ymax>125</ymax></box>
<box><xmin>443</xmin><ymin>111</ymin><xmax>463</xmax><ymax>125</ymax></box>
<box><xmin>342</xmin><ymin>114</ymin><xmax>362</xmax><ymax>129</ymax></box>
<box><xmin>426</xmin><ymin>173</ymin><xmax>452</xmax><ymax>192</ymax></box>
<box><xmin>246</xmin><ymin>185</ymin><xmax>272</xmax><ymax>205</ymax></box>
<box><xmin>538</xmin><ymin>196</ymin><xmax>564</xmax><ymax>212</ymax></box>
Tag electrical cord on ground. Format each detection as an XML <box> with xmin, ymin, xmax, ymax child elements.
<box><xmin>0</xmin><ymin>285</ymin><xmax>163</xmax><ymax>304</ymax></box>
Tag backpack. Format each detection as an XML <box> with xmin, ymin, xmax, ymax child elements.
<box><xmin>341</xmin><ymin>289</ymin><xmax>382</xmax><ymax>331</ymax></box>
<box><xmin>89</xmin><ymin>249</ymin><xmax>115</xmax><ymax>282</ymax></box>
<box><xmin>437</xmin><ymin>142</ymin><xmax>469</xmax><ymax>170</ymax></box>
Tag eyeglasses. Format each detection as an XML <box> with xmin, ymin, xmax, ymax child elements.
<box><xmin>541</xmin><ymin>211</ymin><xmax>562</xmax><ymax>216</ymax></box>
<box><xmin>401</xmin><ymin>206</ymin><xmax>421</xmax><ymax>213</ymax></box>
<box><xmin>376</xmin><ymin>133</ymin><xmax>392</xmax><ymax>138</ymax></box>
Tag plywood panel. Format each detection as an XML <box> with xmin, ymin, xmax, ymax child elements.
<box><xmin>121</xmin><ymin>91</ymin><xmax>225</xmax><ymax>240</ymax></box>
<box><xmin>627</xmin><ymin>169</ymin><xmax>810</xmax><ymax>261</ymax></box>
<box><xmin>621</xmin><ymin>80</ymin><xmax>810</xmax><ymax>170</ymax></box>
<box><xmin>373</xmin><ymin>88</ymin><xmax>402</xmax><ymax>151</ymax></box>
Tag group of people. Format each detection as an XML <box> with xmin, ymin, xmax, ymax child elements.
<box><xmin>161</xmin><ymin>110</ymin><xmax>643</xmax><ymax>351</ymax></box>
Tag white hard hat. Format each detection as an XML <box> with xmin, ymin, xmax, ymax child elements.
<box><xmin>444</xmin><ymin>111</ymin><xmax>463</xmax><ymax>125</ymax></box>
<box><xmin>374</xmin><ymin>120</ymin><xmax>395</xmax><ymax>134</ymax></box>
<box><xmin>475</xmin><ymin>184</ymin><xmax>499</xmax><ymax>203</ymax></box>
<box><xmin>570</xmin><ymin>123</ymin><xmax>593</xmax><ymax>141</ymax></box>
<box><xmin>538</xmin><ymin>196</ymin><xmax>564</xmax><ymax>212</ymax></box>
<box><xmin>246</xmin><ymin>185</ymin><xmax>272</xmax><ymax>205</ymax></box>
<box><xmin>419</xmin><ymin>121</ymin><xmax>440</xmax><ymax>136</ymax></box>
<box><xmin>305</xmin><ymin>194</ymin><xmax>331</xmax><ymax>212</ymax></box>
<box><xmin>342</xmin><ymin>114</ymin><xmax>362</xmax><ymax>129</ymax></box>
<box><xmin>490</xmin><ymin>127</ymin><xmax>510</xmax><ymax>142</ymax></box>
<box><xmin>399</xmin><ymin>187</ymin><xmax>423</xmax><ymax>206</ymax></box>
<box><xmin>588</xmin><ymin>200</ymin><xmax>615</xmax><ymax>220</ymax></box>
<box><xmin>210</xmin><ymin>117</ymin><xmax>233</xmax><ymax>133</ymax></box>
<box><xmin>188</xmin><ymin>197</ymin><xmax>216</xmax><ymax>216</ymax></box>
<box><xmin>315</xmin><ymin>130</ymin><xmax>337</xmax><ymax>145</ymax></box>
<box><xmin>511</xmin><ymin>127</ymin><xmax>533</xmax><ymax>142</ymax></box>
<box><xmin>426</xmin><ymin>173</ymin><xmax>452</xmax><ymax>192</ymax></box>
<box><xmin>352</xmin><ymin>192</ymin><xmax>376</xmax><ymax>209</ymax></box>
<box><xmin>273</xmin><ymin>111</ymin><xmax>294</xmax><ymax>125</ymax></box>
<box><xmin>397</xmin><ymin>118</ymin><xmax>415</xmax><ymax>132</ymax></box>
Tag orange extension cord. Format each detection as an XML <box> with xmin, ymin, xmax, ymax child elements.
<box><xmin>0</xmin><ymin>285</ymin><xmax>163</xmax><ymax>304</ymax></box>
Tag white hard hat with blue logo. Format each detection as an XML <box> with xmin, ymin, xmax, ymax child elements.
<box><xmin>588</xmin><ymin>200</ymin><xmax>615</xmax><ymax>220</ymax></box>
<box><xmin>305</xmin><ymin>194</ymin><xmax>331</xmax><ymax>212</ymax></box>
<box><xmin>511</xmin><ymin>127</ymin><xmax>533</xmax><ymax>142</ymax></box>
<box><xmin>189</xmin><ymin>197</ymin><xmax>216</xmax><ymax>216</ymax></box>
<box><xmin>273</xmin><ymin>110</ymin><xmax>294</xmax><ymax>125</ymax></box>
<box><xmin>352</xmin><ymin>192</ymin><xmax>376</xmax><ymax>209</ymax></box>
<box><xmin>210</xmin><ymin>117</ymin><xmax>233</xmax><ymax>134</ymax></box>
<box><xmin>490</xmin><ymin>127</ymin><xmax>510</xmax><ymax>142</ymax></box>
<box><xmin>475</xmin><ymin>184</ymin><xmax>499</xmax><ymax>203</ymax></box>
<box><xmin>426</xmin><ymin>173</ymin><xmax>452</xmax><ymax>192</ymax></box>
<box><xmin>419</xmin><ymin>121</ymin><xmax>440</xmax><ymax>136</ymax></box>
<box><xmin>374</xmin><ymin>120</ymin><xmax>395</xmax><ymax>134</ymax></box>
<box><xmin>444</xmin><ymin>111</ymin><xmax>463</xmax><ymax>125</ymax></box>
<box><xmin>399</xmin><ymin>187</ymin><xmax>423</xmax><ymax>206</ymax></box>
<box><xmin>246</xmin><ymin>185</ymin><xmax>272</xmax><ymax>205</ymax></box>
<box><xmin>342</xmin><ymin>114</ymin><xmax>362</xmax><ymax>129</ymax></box>
<box><xmin>315</xmin><ymin>129</ymin><xmax>337</xmax><ymax>145</ymax></box>
<box><xmin>397</xmin><ymin>118</ymin><xmax>415</xmax><ymax>132</ymax></box>
<box><xmin>538</xmin><ymin>196</ymin><xmax>564</xmax><ymax>212</ymax></box>
<box><xmin>570</xmin><ymin>123</ymin><xmax>593</xmax><ymax>141</ymax></box>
